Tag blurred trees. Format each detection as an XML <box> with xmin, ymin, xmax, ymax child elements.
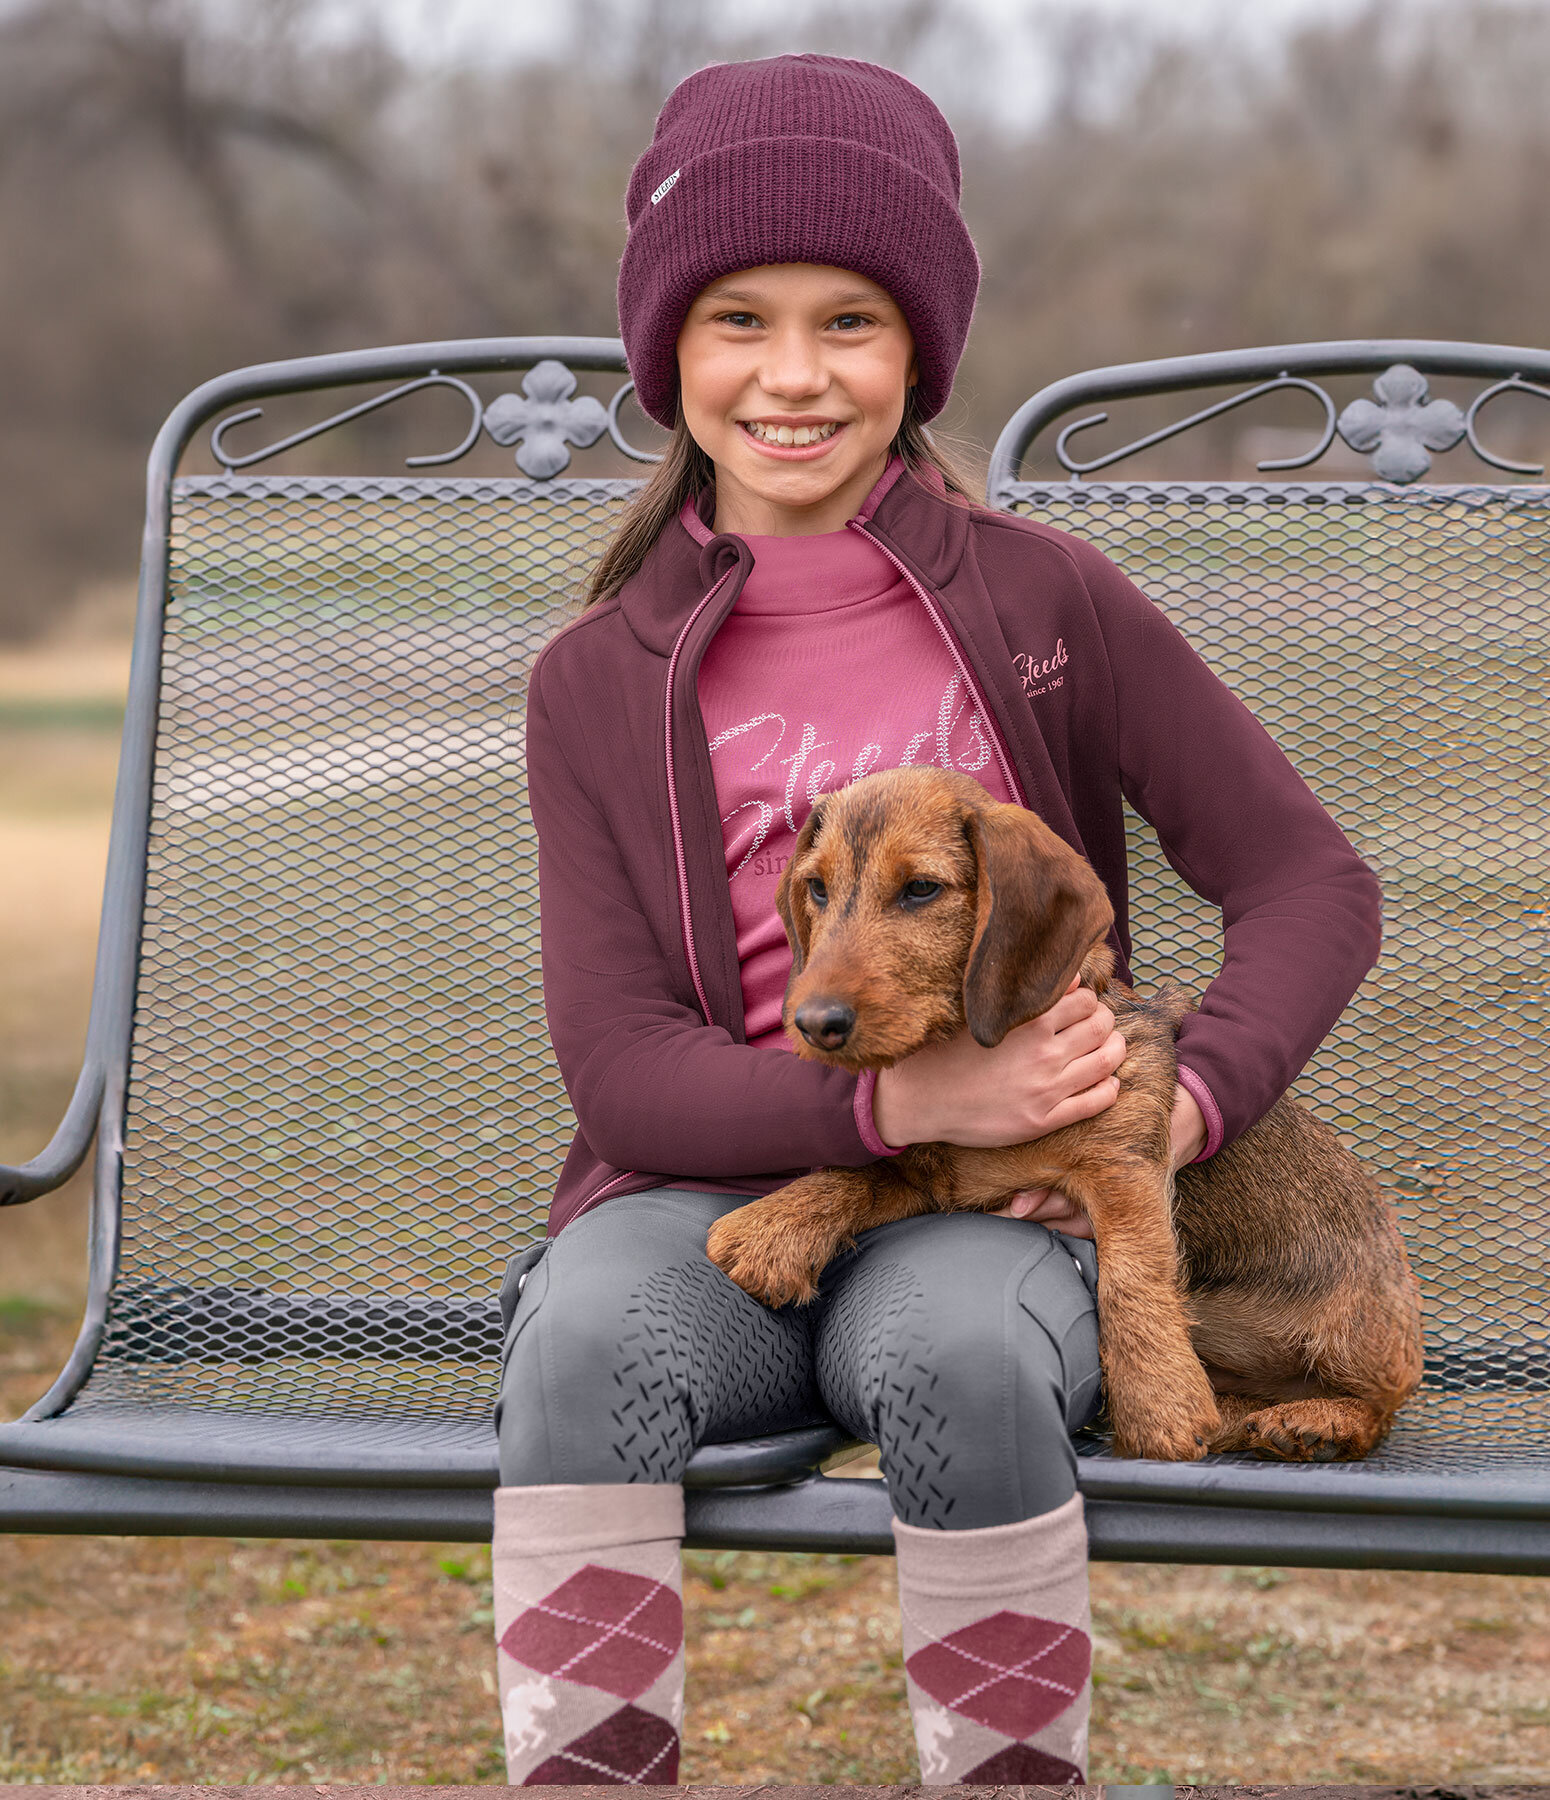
<box><xmin>1</xmin><ymin>0</ymin><xmax>1548</xmax><ymax>636</ymax></box>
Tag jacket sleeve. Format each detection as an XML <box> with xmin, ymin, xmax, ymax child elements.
<box><xmin>526</xmin><ymin>656</ymin><xmax>886</xmax><ymax>1178</ymax></box>
<box><xmin>1073</xmin><ymin>538</ymin><xmax>1382</xmax><ymax>1153</ymax></box>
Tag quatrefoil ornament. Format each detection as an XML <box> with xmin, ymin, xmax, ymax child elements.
<box><xmin>1337</xmin><ymin>364</ymin><xmax>1465</xmax><ymax>483</ymax></box>
<box><xmin>483</xmin><ymin>359</ymin><xmax>608</xmax><ymax>477</ymax></box>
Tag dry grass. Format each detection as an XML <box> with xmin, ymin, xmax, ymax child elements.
<box><xmin>5</xmin><ymin>622</ymin><xmax>1550</xmax><ymax>1786</ymax></box>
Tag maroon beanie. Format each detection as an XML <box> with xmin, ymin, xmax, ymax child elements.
<box><xmin>618</xmin><ymin>54</ymin><xmax>980</xmax><ymax>427</ymax></box>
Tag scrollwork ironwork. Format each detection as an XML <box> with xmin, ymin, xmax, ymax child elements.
<box><xmin>1463</xmin><ymin>374</ymin><xmax>1550</xmax><ymax>476</ymax></box>
<box><xmin>483</xmin><ymin>359</ymin><xmax>608</xmax><ymax>477</ymax></box>
<box><xmin>211</xmin><ymin>373</ymin><xmax>484</xmax><ymax>472</ymax></box>
<box><xmin>1336</xmin><ymin>365</ymin><xmax>1465</xmax><ymax>483</ymax></box>
<box><xmin>605</xmin><ymin>380</ymin><xmax>665</xmax><ymax>465</ymax></box>
<box><xmin>1046</xmin><ymin>362</ymin><xmax>1548</xmax><ymax>484</ymax></box>
<box><xmin>1055</xmin><ymin>374</ymin><xmax>1338</xmax><ymax>478</ymax></box>
<box><xmin>204</xmin><ymin>352</ymin><xmax>1550</xmax><ymax>487</ymax></box>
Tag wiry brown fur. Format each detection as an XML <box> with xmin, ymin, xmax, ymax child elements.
<box><xmin>705</xmin><ymin>766</ymin><xmax>1424</xmax><ymax>1464</ymax></box>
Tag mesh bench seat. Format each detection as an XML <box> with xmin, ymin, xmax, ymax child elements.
<box><xmin>3</xmin><ymin>336</ymin><xmax>1547</xmax><ymax>1571</ymax></box>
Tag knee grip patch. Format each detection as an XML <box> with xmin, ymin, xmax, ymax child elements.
<box><xmin>815</xmin><ymin>1263</ymin><xmax>962</xmax><ymax>1528</ymax></box>
<box><xmin>608</xmin><ymin>1261</ymin><xmax>820</xmax><ymax>1482</ymax></box>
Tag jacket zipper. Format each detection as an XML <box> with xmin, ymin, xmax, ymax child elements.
<box><xmin>850</xmin><ymin>521</ymin><xmax>1028</xmax><ymax>808</ymax></box>
<box><xmin>574</xmin><ymin>569</ymin><xmax>738</xmax><ymax>1220</ymax></box>
<box><xmin>575</xmin><ymin>1166</ymin><xmax>642</xmax><ymax>1216</ymax></box>
<box><xmin>663</xmin><ymin>567</ymin><xmax>738</xmax><ymax>1026</ymax></box>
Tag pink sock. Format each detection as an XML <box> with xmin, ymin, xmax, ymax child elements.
<box><xmin>894</xmin><ymin>1492</ymin><xmax>1092</xmax><ymax>1785</ymax></box>
<box><xmin>492</xmin><ymin>1484</ymin><xmax>685</xmax><ymax>1785</ymax></box>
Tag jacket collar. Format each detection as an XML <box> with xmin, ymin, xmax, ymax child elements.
<box><xmin>614</xmin><ymin>459</ymin><xmax>975</xmax><ymax>657</ymax></box>
<box><xmin>859</xmin><ymin>456</ymin><xmax>974</xmax><ymax>593</ymax></box>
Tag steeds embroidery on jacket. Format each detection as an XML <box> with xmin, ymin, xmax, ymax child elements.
<box><xmin>1014</xmin><ymin>638</ymin><xmax>1069</xmax><ymax>698</ymax></box>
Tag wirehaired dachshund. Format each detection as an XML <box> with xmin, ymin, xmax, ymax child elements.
<box><xmin>705</xmin><ymin>766</ymin><xmax>1423</xmax><ymax>1463</ymax></box>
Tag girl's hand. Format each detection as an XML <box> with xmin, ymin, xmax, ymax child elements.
<box><xmin>871</xmin><ymin>979</ymin><xmax>1125</xmax><ymax>1150</ymax></box>
<box><xmin>1168</xmin><ymin>1082</ymin><xmax>1207</xmax><ymax>1168</ymax></box>
<box><xmin>993</xmin><ymin>1085</ymin><xmax>1208</xmax><ymax>1242</ymax></box>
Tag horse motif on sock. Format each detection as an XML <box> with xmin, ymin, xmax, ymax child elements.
<box><xmin>913</xmin><ymin>1703</ymin><xmax>957</xmax><ymax>1782</ymax></box>
<box><xmin>502</xmin><ymin>1674</ymin><xmax>558</xmax><ymax>1761</ymax></box>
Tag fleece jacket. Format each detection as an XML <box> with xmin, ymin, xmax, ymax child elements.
<box><xmin>525</xmin><ymin>462</ymin><xmax>1382</xmax><ymax>1234</ymax></box>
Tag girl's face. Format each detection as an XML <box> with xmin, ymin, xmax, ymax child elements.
<box><xmin>676</xmin><ymin>263</ymin><xmax>918</xmax><ymax>536</ymax></box>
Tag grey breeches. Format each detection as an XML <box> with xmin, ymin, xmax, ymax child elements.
<box><xmin>494</xmin><ymin>1186</ymin><xmax>1102</xmax><ymax>1530</ymax></box>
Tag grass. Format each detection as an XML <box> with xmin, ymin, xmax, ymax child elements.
<box><xmin>3</xmin><ymin>542</ymin><xmax>1550</xmax><ymax>1784</ymax></box>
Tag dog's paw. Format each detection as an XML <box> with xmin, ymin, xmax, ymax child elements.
<box><xmin>1222</xmin><ymin>1398</ymin><xmax>1389</xmax><ymax>1463</ymax></box>
<box><xmin>706</xmin><ymin>1207</ymin><xmax>825</xmax><ymax>1308</ymax></box>
<box><xmin>1108</xmin><ymin>1365</ymin><xmax>1221</xmax><ymax>1462</ymax></box>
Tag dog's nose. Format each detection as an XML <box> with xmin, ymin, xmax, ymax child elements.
<box><xmin>794</xmin><ymin>999</ymin><xmax>857</xmax><ymax>1050</ymax></box>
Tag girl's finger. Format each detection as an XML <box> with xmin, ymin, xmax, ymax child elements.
<box><xmin>1051</xmin><ymin>1001</ymin><xmax>1116</xmax><ymax>1053</ymax></box>
<box><xmin>995</xmin><ymin>1187</ymin><xmax>1053</xmax><ymax>1218</ymax></box>
<box><xmin>1056</xmin><ymin>1034</ymin><xmax>1127</xmax><ymax>1095</ymax></box>
<box><xmin>1043</xmin><ymin>1073</ymin><xmax>1122</xmax><ymax>1130</ymax></box>
<box><xmin>1038</xmin><ymin>986</ymin><xmax>1102</xmax><ymax>1034</ymax></box>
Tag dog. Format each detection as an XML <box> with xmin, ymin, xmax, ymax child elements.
<box><xmin>705</xmin><ymin>766</ymin><xmax>1423</xmax><ymax>1463</ymax></box>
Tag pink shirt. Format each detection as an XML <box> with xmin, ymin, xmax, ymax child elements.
<box><xmin>691</xmin><ymin>497</ymin><xmax>1014</xmax><ymax>1057</ymax></box>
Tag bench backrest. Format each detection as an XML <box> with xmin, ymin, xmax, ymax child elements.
<box><xmin>64</xmin><ymin>340</ymin><xmax>1550</xmax><ymax>1444</ymax></box>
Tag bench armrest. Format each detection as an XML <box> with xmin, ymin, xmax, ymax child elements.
<box><xmin>0</xmin><ymin>1063</ymin><xmax>103</xmax><ymax>1205</ymax></box>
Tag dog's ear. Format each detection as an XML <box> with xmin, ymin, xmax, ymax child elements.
<box><xmin>962</xmin><ymin>803</ymin><xmax>1115</xmax><ymax>1047</ymax></box>
<box><xmin>775</xmin><ymin>798</ymin><xmax>829</xmax><ymax>976</ymax></box>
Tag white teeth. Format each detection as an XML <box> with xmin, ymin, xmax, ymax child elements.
<box><xmin>743</xmin><ymin>420</ymin><xmax>838</xmax><ymax>445</ymax></box>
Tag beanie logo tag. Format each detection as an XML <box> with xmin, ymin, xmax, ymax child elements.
<box><xmin>650</xmin><ymin>169</ymin><xmax>681</xmax><ymax>206</ymax></box>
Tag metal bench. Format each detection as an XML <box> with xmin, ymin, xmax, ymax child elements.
<box><xmin>3</xmin><ymin>337</ymin><xmax>1546</xmax><ymax>1572</ymax></box>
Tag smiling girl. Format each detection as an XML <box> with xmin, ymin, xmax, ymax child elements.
<box><xmin>489</xmin><ymin>55</ymin><xmax>1380</xmax><ymax>1787</ymax></box>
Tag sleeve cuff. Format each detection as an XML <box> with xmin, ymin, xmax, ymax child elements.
<box><xmin>1175</xmin><ymin>1064</ymin><xmax>1225</xmax><ymax>1162</ymax></box>
<box><xmin>854</xmin><ymin>1069</ymin><xmax>903</xmax><ymax>1158</ymax></box>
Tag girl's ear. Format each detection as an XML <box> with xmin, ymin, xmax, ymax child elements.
<box><xmin>775</xmin><ymin>799</ymin><xmax>829</xmax><ymax>975</ymax></box>
<box><xmin>962</xmin><ymin>804</ymin><xmax>1115</xmax><ymax>1047</ymax></box>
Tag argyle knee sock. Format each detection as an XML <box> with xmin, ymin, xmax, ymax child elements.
<box><xmin>492</xmin><ymin>1484</ymin><xmax>685</xmax><ymax>1785</ymax></box>
<box><xmin>894</xmin><ymin>1491</ymin><xmax>1092</xmax><ymax>1785</ymax></box>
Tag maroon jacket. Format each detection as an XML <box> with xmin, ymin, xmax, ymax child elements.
<box><xmin>527</xmin><ymin>466</ymin><xmax>1382</xmax><ymax>1235</ymax></box>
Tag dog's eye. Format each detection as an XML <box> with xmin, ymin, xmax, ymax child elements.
<box><xmin>807</xmin><ymin>877</ymin><xmax>828</xmax><ymax>908</ymax></box>
<box><xmin>900</xmin><ymin>879</ymin><xmax>941</xmax><ymax>907</ymax></box>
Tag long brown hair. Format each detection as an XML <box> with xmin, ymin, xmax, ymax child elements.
<box><xmin>583</xmin><ymin>391</ymin><xmax>979</xmax><ymax>608</ymax></box>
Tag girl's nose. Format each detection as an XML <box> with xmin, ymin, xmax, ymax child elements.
<box><xmin>758</xmin><ymin>328</ymin><xmax>828</xmax><ymax>403</ymax></box>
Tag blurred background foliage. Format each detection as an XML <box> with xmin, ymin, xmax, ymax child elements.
<box><xmin>2</xmin><ymin>0</ymin><xmax>1550</xmax><ymax>637</ymax></box>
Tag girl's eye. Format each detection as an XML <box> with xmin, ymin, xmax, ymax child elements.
<box><xmin>716</xmin><ymin>311</ymin><xmax>761</xmax><ymax>329</ymax></box>
<box><xmin>830</xmin><ymin>313</ymin><xmax>873</xmax><ymax>331</ymax></box>
<box><xmin>807</xmin><ymin>877</ymin><xmax>829</xmax><ymax>908</ymax></box>
<box><xmin>901</xmin><ymin>878</ymin><xmax>941</xmax><ymax>906</ymax></box>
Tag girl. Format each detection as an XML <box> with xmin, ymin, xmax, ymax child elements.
<box><xmin>491</xmin><ymin>54</ymin><xmax>1380</xmax><ymax>1787</ymax></box>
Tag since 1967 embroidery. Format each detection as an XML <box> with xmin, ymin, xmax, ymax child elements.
<box><xmin>1014</xmin><ymin>638</ymin><xmax>1068</xmax><ymax>698</ymax></box>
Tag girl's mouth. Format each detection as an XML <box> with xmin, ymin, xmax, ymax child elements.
<box><xmin>738</xmin><ymin>419</ymin><xmax>847</xmax><ymax>458</ymax></box>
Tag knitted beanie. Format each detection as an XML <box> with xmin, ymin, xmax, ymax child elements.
<box><xmin>618</xmin><ymin>55</ymin><xmax>980</xmax><ymax>427</ymax></box>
